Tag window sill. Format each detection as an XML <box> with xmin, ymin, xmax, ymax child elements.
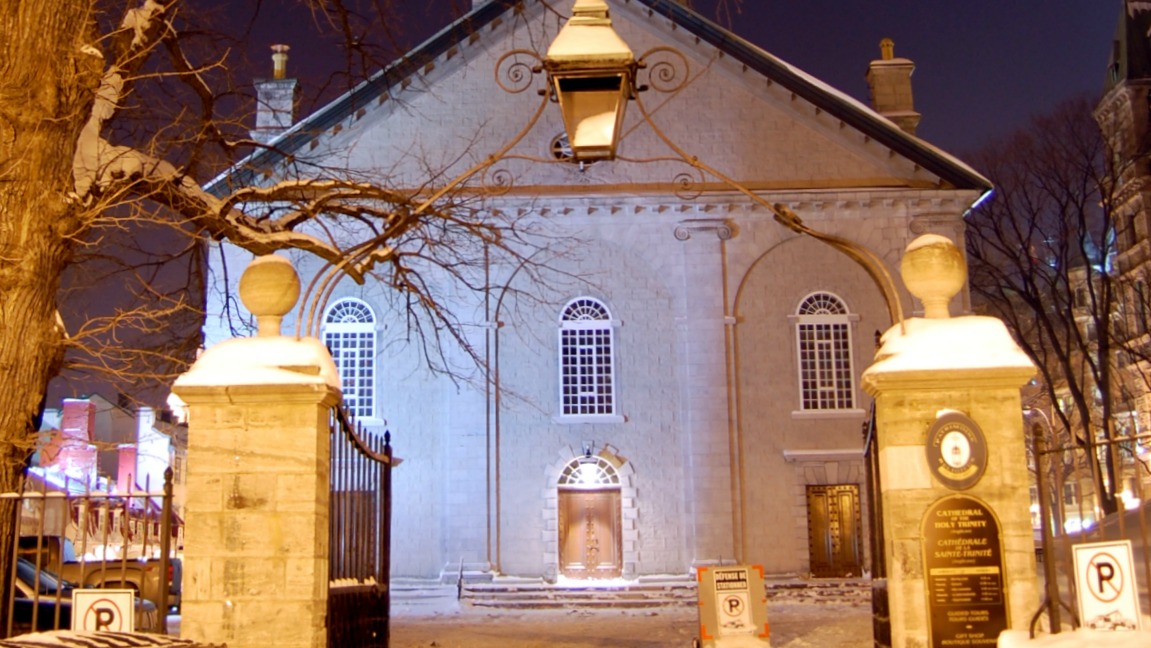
<box><xmin>553</xmin><ymin>414</ymin><xmax>626</xmax><ymax>424</ymax></box>
<box><xmin>790</xmin><ymin>409</ymin><xmax>867</xmax><ymax>420</ymax></box>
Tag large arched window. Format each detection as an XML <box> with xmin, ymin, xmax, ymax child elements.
<box><xmin>794</xmin><ymin>292</ymin><xmax>855</xmax><ymax>410</ymax></box>
<box><xmin>323</xmin><ymin>298</ymin><xmax>376</xmax><ymax>419</ymax></box>
<box><xmin>558</xmin><ymin>298</ymin><xmax>617</xmax><ymax>418</ymax></box>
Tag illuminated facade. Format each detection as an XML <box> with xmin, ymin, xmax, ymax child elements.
<box><xmin>204</xmin><ymin>0</ymin><xmax>988</xmax><ymax>581</ymax></box>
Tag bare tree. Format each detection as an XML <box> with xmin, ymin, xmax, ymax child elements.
<box><xmin>0</xmin><ymin>0</ymin><xmax>558</xmax><ymax>623</ymax></box>
<box><xmin>966</xmin><ymin>95</ymin><xmax>1125</xmax><ymax>517</ymax></box>
<box><xmin>0</xmin><ymin>0</ymin><xmax>760</xmax><ymax>628</ymax></box>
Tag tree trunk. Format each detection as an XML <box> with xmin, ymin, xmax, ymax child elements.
<box><xmin>0</xmin><ymin>1</ymin><xmax>98</xmax><ymax>631</ymax></box>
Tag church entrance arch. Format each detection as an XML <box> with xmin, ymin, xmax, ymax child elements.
<box><xmin>556</xmin><ymin>455</ymin><xmax>623</xmax><ymax>579</ymax></box>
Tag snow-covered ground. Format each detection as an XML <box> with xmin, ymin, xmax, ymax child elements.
<box><xmin>999</xmin><ymin>629</ymin><xmax>1151</xmax><ymax>648</ymax></box>
<box><xmin>390</xmin><ymin>596</ymin><xmax>1151</xmax><ymax>647</ymax></box>
<box><xmin>390</xmin><ymin>598</ymin><xmax>872</xmax><ymax>647</ymax></box>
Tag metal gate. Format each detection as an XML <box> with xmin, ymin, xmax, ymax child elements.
<box><xmin>2</xmin><ymin>468</ymin><xmax>178</xmax><ymax>637</ymax></box>
<box><xmin>1028</xmin><ymin>415</ymin><xmax>1151</xmax><ymax>634</ymax></box>
<box><xmin>328</xmin><ymin>406</ymin><xmax>395</xmax><ymax>647</ymax></box>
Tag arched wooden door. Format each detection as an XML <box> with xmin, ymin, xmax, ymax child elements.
<box><xmin>557</xmin><ymin>455</ymin><xmax>622</xmax><ymax>579</ymax></box>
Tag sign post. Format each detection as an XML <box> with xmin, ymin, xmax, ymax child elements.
<box><xmin>696</xmin><ymin>565</ymin><xmax>771</xmax><ymax>647</ymax></box>
<box><xmin>72</xmin><ymin>589</ymin><xmax>136</xmax><ymax>633</ymax></box>
<box><xmin>1072</xmin><ymin>540</ymin><xmax>1143</xmax><ymax>631</ymax></box>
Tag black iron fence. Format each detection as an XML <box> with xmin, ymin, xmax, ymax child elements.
<box><xmin>2</xmin><ymin>468</ymin><xmax>178</xmax><ymax>637</ymax></box>
<box><xmin>328</xmin><ymin>406</ymin><xmax>394</xmax><ymax>648</ymax></box>
<box><xmin>1030</xmin><ymin>423</ymin><xmax>1151</xmax><ymax>635</ymax></box>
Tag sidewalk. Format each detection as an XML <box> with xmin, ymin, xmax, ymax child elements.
<box><xmin>390</xmin><ymin>597</ymin><xmax>872</xmax><ymax>647</ymax></box>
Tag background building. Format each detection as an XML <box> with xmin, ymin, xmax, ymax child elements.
<box><xmin>1080</xmin><ymin>0</ymin><xmax>1151</xmax><ymax>513</ymax></box>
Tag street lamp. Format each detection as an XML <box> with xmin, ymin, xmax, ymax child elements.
<box><xmin>543</xmin><ymin>0</ymin><xmax>636</xmax><ymax>162</ymax></box>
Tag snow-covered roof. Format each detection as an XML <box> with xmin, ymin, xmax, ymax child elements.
<box><xmin>207</xmin><ymin>0</ymin><xmax>991</xmax><ymax>196</ymax></box>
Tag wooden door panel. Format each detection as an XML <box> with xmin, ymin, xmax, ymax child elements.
<box><xmin>558</xmin><ymin>490</ymin><xmax>622</xmax><ymax>579</ymax></box>
<box><xmin>806</xmin><ymin>484</ymin><xmax>863</xmax><ymax>578</ymax></box>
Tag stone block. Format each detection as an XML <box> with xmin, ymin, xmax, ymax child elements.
<box><xmin>185</xmin><ymin>475</ymin><xmax>225</xmax><ymax>512</ymax></box>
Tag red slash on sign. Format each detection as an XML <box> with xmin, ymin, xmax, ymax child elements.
<box><xmin>1085</xmin><ymin>551</ymin><xmax>1123</xmax><ymax>603</ymax></box>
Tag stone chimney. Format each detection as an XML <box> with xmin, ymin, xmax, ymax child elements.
<box><xmin>251</xmin><ymin>44</ymin><xmax>300</xmax><ymax>144</ymax></box>
<box><xmin>866</xmin><ymin>38</ymin><xmax>921</xmax><ymax>136</ymax></box>
<box><xmin>61</xmin><ymin>398</ymin><xmax>95</xmax><ymax>441</ymax></box>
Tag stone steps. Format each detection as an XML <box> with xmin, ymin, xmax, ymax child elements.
<box><xmin>448</xmin><ymin>576</ymin><xmax>872</xmax><ymax>610</ymax></box>
<box><xmin>389</xmin><ymin>577</ymin><xmax>459</xmax><ymax>612</ymax></box>
<box><xmin>464</xmin><ymin>576</ymin><xmax>695</xmax><ymax>609</ymax></box>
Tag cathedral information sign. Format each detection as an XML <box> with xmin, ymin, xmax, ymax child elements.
<box><xmin>923</xmin><ymin>496</ymin><xmax>1008</xmax><ymax>647</ymax></box>
<box><xmin>696</xmin><ymin>565</ymin><xmax>770</xmax><ymax>647</ymax></box>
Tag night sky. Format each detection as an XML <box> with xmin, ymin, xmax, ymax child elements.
<box><xmin>228</xmin><ymin>0</ymin><xmax>1117</xmax><ymax>158</ymax></box>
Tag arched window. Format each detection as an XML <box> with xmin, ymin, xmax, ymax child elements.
<box><xmin>557</xmin><ymin>455</ymin><xmax>620</xmax><ymax>490</ymax></box>
<box><xmin>323</xmin><ymin>298</ymin><xmax>376</xmax><ymax>419</ymax></box>
<box><xmin>795</xmin><ymin>292</ymin><xmax>855</xmax><ymax>410</ymax></box>
<box><xmin>558</xmin><ymin>298</ymin><xmax>617</xmax><ymax>418</ymax></box>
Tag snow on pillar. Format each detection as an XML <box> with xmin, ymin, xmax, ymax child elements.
<box><xmin>173</xmin><ymin>254</ymin><xmax>340</xmax><ymax>648</ymax></box>
<box><xmin>862</xmin><ymin>235</ymin><xmax>1038</xmax><ymax>648</ymax></box>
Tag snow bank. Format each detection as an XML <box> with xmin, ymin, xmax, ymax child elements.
<box><xmin>999</xmin><ymin>629</ymin><xmax>1151</xmax><ymax>647</ymax></box>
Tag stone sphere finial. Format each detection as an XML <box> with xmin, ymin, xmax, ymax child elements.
<box><xmin>239</xmin><ymin>255</ymin><xmax>301</xmax><ymax>337</ymax></box>
<box><xmin>900</xmin><ymin>234</ymin><xmax>966</xmax><ymax>319</ymax></box>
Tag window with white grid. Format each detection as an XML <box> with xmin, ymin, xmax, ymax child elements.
<box><xmin>795</xmin><ymin>292</ymin><xmax>855</xmax><ymax>410</ymax></box>
<box><xmin>559</xmin><ymin>298</ymin><xmax>616</xmax><ymax>417</ymax></box>
<box><xmin>323</xmin><ymin>298</ymin><xmax>376</xmax><ymax>419</ymax></box>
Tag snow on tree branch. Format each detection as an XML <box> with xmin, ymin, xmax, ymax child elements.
<box><xmin>73</xmin><ymin>0</ymin><xmax>177</xmax><ymax>202</ymax></box>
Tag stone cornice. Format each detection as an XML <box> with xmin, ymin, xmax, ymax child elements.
<box><xmin>485</xmin><ymin>191</ymin><xmax>979</xmax><ymax>219</ymax></box>
<box><xmin>862</xmin><ymin>365</ymin><xmax>1036</xmax><ymax>395</ymax></box>
<box><xmin>174</xmin><ymin>382</ymin><xmax>342</xmax><ymax>408</ymax></box>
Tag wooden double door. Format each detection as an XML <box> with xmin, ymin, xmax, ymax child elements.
<box><xmin>806</xmin><ymin>484</ymin><xmax>864</xmax><ymax>578</ymax></box>
<box><xmin>558</xmin><ymin>489</ymin><xmax>622</xmax><ymax>579</ymax></box>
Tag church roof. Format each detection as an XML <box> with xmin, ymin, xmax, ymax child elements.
<box><xmin>210</xmin><ymin>0</ymin><xmax>989</xmax><ymax>194</ymax></box>
<box><xmin>1105</xmin><ymin>1</ymin><xmax>1151</xmax><ymax>91</ymax></box>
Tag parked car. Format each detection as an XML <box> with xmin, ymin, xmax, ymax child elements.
<box><xmin>17</xmin><ymin>536</ymin><xmax>180</xmax><ymax>612</ymax></box>
<box><xmin>10</xmin><ymin>558</ymin><xmax>159</xmax><ymax>635</ymax></box>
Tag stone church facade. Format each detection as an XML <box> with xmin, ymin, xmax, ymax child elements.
<box><xmin>203</xmin><ymin>0</ymin><xmax>989</xmax><ymax>582</ymax></box>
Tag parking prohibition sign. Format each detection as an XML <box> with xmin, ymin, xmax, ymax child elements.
<box><xmin>1072</xmin><ymin>540</ymin><xmax>1143</xmax><ymax>631</ymax></box>
<box><xmin>72</xmin><ymin>589</ymin><xmax>136</xmax><ymax>633</ymax></box>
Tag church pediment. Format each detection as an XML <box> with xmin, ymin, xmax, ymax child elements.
<box><xmin>211</xmin><ymin>0</ymin><xmax>988</xmax><ymax>199</ymax></box>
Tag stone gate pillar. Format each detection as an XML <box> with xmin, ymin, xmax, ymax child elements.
<box><xmin>861</xmin><ymin>235</ymin><xmax>1039</xmax><ymax>648</ymax></box>
<box><xmin>173</xmin><ymin>255</ymin><xmax>340</xmax><ymax>648</ymax></box>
